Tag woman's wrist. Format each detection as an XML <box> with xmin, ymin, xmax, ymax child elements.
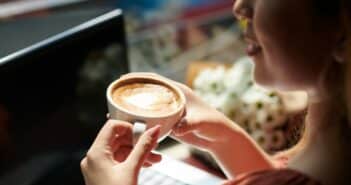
<box><xmin>207</xmin><ymin>119</ymin><xmax>274</xmax><ymax>178</ymax></box>
<box><xmin>207</xmin><ymin>120</ymin><xmax>247</xmax><ymax>155</ymax></box>
<box><xmin>206</xmin><ymin>114</ymin><xmax>246</xmax><ymax>153</ymax></box>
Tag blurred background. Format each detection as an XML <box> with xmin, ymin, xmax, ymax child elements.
<box><xmin>0</xmin><ymin>0</ymin><xmax>307</xmax><ymax>185</ymax></box>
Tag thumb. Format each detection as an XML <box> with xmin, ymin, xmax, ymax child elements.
<box><xmin>173</xmin><ymin>117</ymin><xmax>201</xmax><ymax>136</ymax></box>
<box><xmin>126</xmin><ymin>125</ymin><xmax>160</xmax><ymax>169</ymax></box>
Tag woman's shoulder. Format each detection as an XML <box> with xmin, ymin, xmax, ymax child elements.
<box><xmin>222</xmin><ymin>169</ymin><xmax>322</xmax><ymax>185</ymax></box>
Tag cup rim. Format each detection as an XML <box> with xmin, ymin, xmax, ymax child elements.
<box><xmin>106</xmin><ymin>75</ymin><xmax>186</xmax><ymax>119</ymax></box>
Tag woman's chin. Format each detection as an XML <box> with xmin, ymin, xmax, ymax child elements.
<box><xmin>253</xmin><ymin>71</ymin><xmax>287</xmax><ymax>91</ymax></box>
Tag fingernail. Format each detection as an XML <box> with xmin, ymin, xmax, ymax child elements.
<box><xmin>149</xmin><ymin>125</ymin><xmax>161</xmax><ymax>138</ymax></box>
<box><xmin>172</xmin><ymin>129</ymin><xmax>183</xmax><ymax>136</ymax></box>
<box><xmin>176</xmin><ymin>118</ymin><xmax>186</xmax><ymax>127</ymax></box>
<box><xmin>171</xmin><ymin>130</ymin><xmax>179</xmax><ymax>136</ymax></box>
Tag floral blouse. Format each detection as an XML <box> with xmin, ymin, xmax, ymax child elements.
<box><xmin>221</xmin><ymin>154</ymin><xmax>321</xmax><ymax>185</ymax></box>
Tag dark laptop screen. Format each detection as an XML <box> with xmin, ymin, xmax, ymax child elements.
<box><xmin>0</xmin><ymin>9</ymin><xmax>129</xmax><ymax>185</ymax></box>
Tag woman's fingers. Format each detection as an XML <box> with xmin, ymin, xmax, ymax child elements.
<box><xmin>142</xmin><ymin>153</ymin><xmax>162</xmax><ymax>168</ymax></box>
<box><xmin>86</xmin><ymin>120</ymin><xmax>133</xmax><ymax>167</ymax></box>
<box><xmin>142</xmin><ymin>162</ymin><xmax>153</xmax><ymax>168</ymax></box>
<box><xmin>173</xmin><ymin>117</ymin><xmax>202</xmax><ymax>136</ymax></box>
<box><xmin>174</xmin><ymin>81</ymin><xmax>193</xmax><ymax>95</ymax></box>
<box><xmin>113</xmin><ymin>146</ymin><xmax>132</xmax><ymax>162</ymax></box>
<box><xmin>146</xmin><ymin>152</ymin><xmax>162</xmax><ymax>163</ymax></box>
<box><xmin>126</xmin><ymin>125</ymin><xmax>160</xmax><ymax>169</ymax></box>
<box><xmin>110</xmin><ymin>132</ymin><xmax>133</xmax><ymax>152</ymax></box>
<box><xmin>92</xmin><ymin>120</ymin><xmax>132</xmax><ymax>148</ymax></box>
<box><xmin>171</xmin><ymin>132</ymin><xmax>212</xmax><ymax>149</ymax></box>
<box><xmin>113</xmin><ymin>146</ymin><xmax>162</xmax><ymax>164</ymax></box>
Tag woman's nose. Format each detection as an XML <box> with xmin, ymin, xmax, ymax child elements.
<box><xmin>233</xmin><ymin>0</ymin><xmax>253</xmax><ymax>21</ymax></box>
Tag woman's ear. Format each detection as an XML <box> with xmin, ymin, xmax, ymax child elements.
<box><xmin>332</xmin><ymin>34</ymin><xmax>348</xmax><ymax>64</ymax></box>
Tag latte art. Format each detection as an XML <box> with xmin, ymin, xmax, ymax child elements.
<box><xmin>112</xmin><ymin>83</ymin><xmax>181</xmax><ymax>116</ymax></box>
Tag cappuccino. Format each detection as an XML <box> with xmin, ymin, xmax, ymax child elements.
<box><xmin>112</xmin><ymin>83</ymin><xmax>181</xmax><ymax>117</ymax></box>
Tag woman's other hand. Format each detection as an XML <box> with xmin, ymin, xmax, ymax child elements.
<box><xmin>170</xmin><ymin>83</ymin><xmax>245</xmax><ymax>153</ymax></box>
<box><xmin>80</xmin><ymin>120</ymin><xmax>161</xmax><ymax>185</ymax></box>
<box><xmin>120</xmin><ymin>72</ymin><xmax>244</xmax><ymax>153</ymax></box>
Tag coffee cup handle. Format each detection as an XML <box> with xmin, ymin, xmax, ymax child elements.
<box><xmin>132</xmin><ymin>121</ymin><xmax>147</xmax><ymax>146</ymax></box>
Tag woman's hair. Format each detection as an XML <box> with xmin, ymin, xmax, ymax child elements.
<box><xmin>277</xmin><ymin>0</ymin><xmax>351</xmax><ymax>159</ymax></box>
<box><xmin>344</xmin><ymin>1</ymin><xmax>351</xmax><ymax>126</ymax></box>
<box><xmin>314</xmin><ymin>0</ymin><xmax>341</xmax><ymax>18</ymax></box>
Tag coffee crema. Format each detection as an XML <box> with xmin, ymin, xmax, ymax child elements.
<box><xmin>112</xmin><ymin>83</ymin><xmax>181</xmax><ymax>117</ymax></box>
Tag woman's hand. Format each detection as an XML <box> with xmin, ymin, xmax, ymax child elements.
<box><xmin>173</xmin><ymin>86</ymin><xmax>275</xmax><ymax>176</ymax></box>
<box><xmin>170</xmin><ymin>84</ymin><xmax>244</xmax><ymax>152</ymax></box>
<box><xmin>120</xmin><ymin>73</ymin><xmax>274</xmax><ymax>178</ymax></box>
<box><xmin>80</xmin><ymin>120</ymin><xmax>161</xmax><ymax>185</ymax></box>
<box><xmin>120</xmin><ymin>72</ymin><xmax>243</xmax><ymax>152</ymax></box>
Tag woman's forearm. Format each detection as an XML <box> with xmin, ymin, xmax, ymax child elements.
<box><xmin>209</xmin><ymin>125</ymin><xmax>275</xmax><ymax>179</ymax></box>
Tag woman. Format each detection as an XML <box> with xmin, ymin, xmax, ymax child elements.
<box><xmin>80</xmin><ymin>0</ymin><xmax>351</xmax><ymax>185</ymax></box>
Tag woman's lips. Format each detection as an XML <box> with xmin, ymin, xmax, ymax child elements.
<box><xmin>246</xmin><ymin>42</ymin><xmax>262</xmax><ymax>56</ymax></box>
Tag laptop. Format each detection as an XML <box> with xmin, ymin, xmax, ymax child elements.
<box><xmin>0</xmin><ymin>8</ymin><xmax>223</xmax><ymax>185</ymax></box>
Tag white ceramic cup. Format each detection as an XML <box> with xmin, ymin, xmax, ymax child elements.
<box><xmin>106</xmin><ymin>74</ymin><xmax>186</xmax><ymax>145</ymax></box>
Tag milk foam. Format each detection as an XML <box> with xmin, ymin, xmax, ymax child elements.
<box><xmin>112</xmin><ymin>83</ymin><xmax>180</xmax><ymax>116</ymax></box>
<box><xmin>124</xmin><ymin>92</ymin><xmax>164</xmax><ymax>110</ymax></box>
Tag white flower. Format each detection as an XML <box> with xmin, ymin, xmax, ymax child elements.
<box><xmin>193</xmin><ymin>56</ymin><xmax>287</xmax><ymax>151</ymax></box>
<box><xmin>193</xmin><ymin>66</ymin><xmax>226</xmax><ymax>94</ymax></box>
